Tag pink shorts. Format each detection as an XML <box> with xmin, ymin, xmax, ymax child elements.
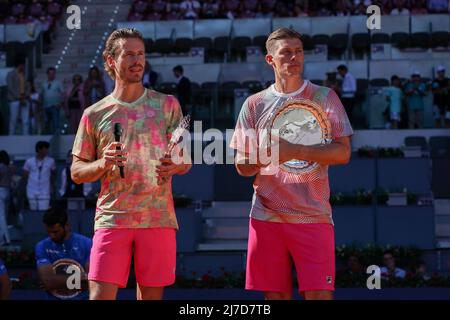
<box><xmin>246</xmin><ymin>218</ymin><xmax>335</xmax><ymax>293</ymax></box>
<box><xmin>88</xmin><ymin>228</ymin><xmax>176</xmax><ymax>288</ymax></box>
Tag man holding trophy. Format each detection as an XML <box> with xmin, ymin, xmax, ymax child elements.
<box><xmin>231</xmin><ymin>28</ymin><xmax>353</xmax><ymax>300</ymax></box>
<box><xmin>71</xmin><ymin>28</ymin><xmax>191</xmax><ymax>300</ymax></box>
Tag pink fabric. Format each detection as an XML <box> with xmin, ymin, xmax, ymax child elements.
<box><xmin>89</xmin><ymin>228</ymin><xmax>176</xmax><ymax>288</ymax></box>
<box><xmin>246</xmin><ymin>218</ymin><xmax>335</xmax><ymax>293</ymax></box>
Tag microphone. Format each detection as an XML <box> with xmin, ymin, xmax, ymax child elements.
<box><xmin>113</xmin><ymin>123</ymin><xmax>125</xmax><ymax>179</ymax></box>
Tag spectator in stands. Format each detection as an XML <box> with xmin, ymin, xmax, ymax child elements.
<box><xmin>29</xmin><ymin>81</ymin><xmax>43</xmax><ymax>135</ymax></box>
<box><xmin>35</xmin><ymin>205</ymin><xmax>92</xmax><ymax>300</ymax></box>
<box><xmin>390</xmin><ymin>0</ymin><xmax>410</xmax><ymax>15</ymax></box>
<box><xmin>293</xmin><ymin>4</ymin><xmax>309</xmax><ymax>16</ymax></box>
<box><xmin>167</xmin><ymin>0</ymin><xmax>181</xmax><ymax>13</ymax></box>
<box><xmin>180</xmin><ymin>0</ymin><xmax>201</xmax><ymax>19</ymax></box>
<box><xmin>316</xmin><ymin>0</ymin><xmax>334</xmax><ymax>16</ymax></box>
<box><xmin>337</xmin><ymin>65</ymin><xmax>357</xmax><ymax>123</ymax></box>
<box><xmin>64</xmin><ymin>74</ymin><xmax>85</xmax><ymax>135</ymax></box>
<box><xmin>345</xmin><ymin>255</ymin><xmax>364</xmax><ymax>276</ymax></box>
<box><xmin>41</xmin><ymin>67</ymin><xmax>64</xmax><ymax>134</ymax></box>
<box><xmin>324</xmin><ymin>69</ymin><xmax>341</xmax><ymax>96</ymax></box>
<box><xmin>432</xmin><ymin>65</ymin><xmax>449</xmax><ymax>128</ymax></box>
<box><xmin>427</xmin><ymin>0</ymin><xmax>449</xmax><ymax>13</ymax></box>
<box><xmin>152</xmin><ymin>0</ymin><xmax>168</xmax><ymax>15</ymax></box>
<box><xmin>334</xmin><ymin>0</ymin><xmax>352</xmax><ymax>16</ymax></box>
<box><xmin>0</xmin><ymin>150</ymin><xmax>12</xmax><ymax>246</ymax></box>
<box><xmin>383</xmin><ymin>75</ymin><xmax>403</xmax><ymax>129</ymax></box>
<box><xmin>239</xmin><ymin>1</ymin><xmax>257</xmax><ymax>18</ymax></box>
<box><xmin>7</xmin><ymin>60</ymin><xmax>31</xmax><ymax>135</ymax></box>
<box><xmin>255</xmin><ymin>1</ymin><xmax>274</xmax><ymax>18</ymax></box>
<box><xmin>0</xmin><ymin>258</ymin><xmax>11</xmax><ymax>299</ymax></box>
<box><xmin>143</xmin><ymin>61</ymin><xmax>158</xmax><ymax>89</ymax></box>
<box><xmin>274</xmin><ymin>2</ymin><xmax>291</xmax><ymax>17</ymax></box>
<box><xmin>404</xmin><ymin>71</ymin><xmax>427</xmax><ymax>128</ymax></box>
<box><xmin>372</xmin><ymin>0</ymin><xmax>393</xmax><ymax>14</ymax></box>
<box><xmin>380</xmin><ymin>250</ymin><xmax>406</xmax><ymax>279</ymax></box>
<box><xmin>219</xmin><ymin>1</ymin><xmax>238</xmax><ymax>19</ymax></box>
<box><xmin>23</xmin><ymin>141</ymin><xmax>56</xmax><ymax>211</ymax></box>
<box><xmin>166</xmin><ymin>2</ymin><xmax>181</xmax><ymax>20</ymax></box>
<box><xmin>231</xmin><ymin>28</ymin><xmax>352</xmax><ymax>301</ymax></box>
<box><xmin>47</xmin><ymin>0</ymin><xmax>63</xmax><ymax>17</ymax></box>
<box><xmin>128</xmin><ymin>8</ymin><xmax>144</xmax><ymax>21</ymax></box>
<box><xmin>59</xmin><ymin>149</ymin><xmax>92</xmax><ymax>198</ymax></box>
<box><xmin>173</xmin><ymin>65</ymin><xmax>192</xmax><ymax>116</ymax></box>
<box><xmin>352</xmin><ymin>1</ymin><xmax>368</xmax><ymax>15</ymax></box>
<box><xmin>29</xmin><ymin>0</ymin><xmax>44</xmax><ymax>17</ymax></box>
<box><xmin>83</xmin><ymin>66</ymin><xmax>106</xmax><ymax>107</ymax></box>
<box><xmin>414</xmin><ymin>261</ymin><xmax>431</xmax><ymax>281</ymax></box>
<box><xmin>201</xmin><ymin>0</ymin><xmax>220</xmax><ymax>18</ymax></box>
<box><xmin>410</xmin><ymin>0</ymin><xmax>429</xmax><ymax>14</ymax></box>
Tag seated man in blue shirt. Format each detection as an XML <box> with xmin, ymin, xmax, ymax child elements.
<box><xmin>35</xmin><ymin>205</ymin><xmax>92</xmax><ymax>300</ymax></box>
<box><xmin>0</xmin><ymin>258</ymin><xmax>11</xmax><ymax>300</ymax></box>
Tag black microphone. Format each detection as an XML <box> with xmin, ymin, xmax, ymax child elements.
<box><xmin>113</xmin><ymin>123</ymin><xmax>125</xmax><ymax>179</ymax></box>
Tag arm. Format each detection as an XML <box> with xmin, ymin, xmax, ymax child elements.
<box><xmin>71</xmin><ymin>142</ymin><xmax>127</xmax><ymax>184</ymax></box>
<box><xmin>235</xmin><ymin>150</ymin><xmax>266</xmax><ymax>177</ymax></box>
<box><xmin>280</xmin><ymin>136</ymin><xmax>352</xmax><ymax>166</ymax></box>
<box><xmin>0</xmin><ymin>273</ymin><xmax>11</xmax><ymax>300</ymax></box>
<box><xmin>156</xmin><ymin>152</ymin><xmax>192</xmax><ymax>186</ymax></box>
<box><xmin>59</xmin><ymin>168</ymin><xmax>66</xmax><ymax>197</ymax></box>
<box><xmin>22</xmin><ymin>159</ymin><xmax>30</xmax><ymax>182</ymax></box>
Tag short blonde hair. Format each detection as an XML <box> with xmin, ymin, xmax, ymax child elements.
<box><xmin>266</xmin><ymin>28</ymin><xmax>303</xmax><ymax>54</ymax></box>
<box><xmin>102</xmin><ymin>28</ymin><xmax>145</xmax><ymax>80</ymax></box>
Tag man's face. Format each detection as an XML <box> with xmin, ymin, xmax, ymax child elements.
<box><xmin>393</xmin><ymin>78</ymin><xmax>401</xmax><ymax>87</ymax></box>
<box><xmin>46</xmin><ymin>223</ymin><xmax>67</xmax><ymax>244</ymax></box>
<box><xmin>38</xmin><ymin>147</ymin><xmax>49</xmax><ymax>158</ymax></box>
<box><xmin>17</xmin><ymin>64</ymin><xmax>25</xmax><ymax>73</ymax></box>
<box><xmin>173</xmin><ymin>70</ymin><xmax>180</xmax><ymax>79</ymax></box>
<box><xmin>338</xmin><ymin>69</ymin><xmax>346</xmax><ymax>77</ymax></box>
<box><xmin>347</xmin><ymin>256</ymin><xmax>361</xmax><ymax>271</ymax></box>
<box><xmin>47</xmin><ymin>69</ymin><xmax>56</xmax><ymax>81</ymax></box>
<box><xmin>110</xmin><ymin>38</ymin><xmax>145</xmax><ymax>84</ymax></box>
<box><xmin>266</xmin><ymin>38</ymin><xmax>304</xmax><ymax>80</ymax></box>
<box><xmin>383</xmin><ymin>254</ymin><xmax>395</xmax><ymax>269</ymax></box>
<box><xmin>437</xmin><ymin>71</ymin><xmax>445</xmax><ymax>79</ymax></box>
<box><xmin>412</xmin><ymin>75</ymin><xmax>420</xmax><ymax>83</ymax></box>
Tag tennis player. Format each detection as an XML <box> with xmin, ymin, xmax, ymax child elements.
<box><xmin>230</xmin><ymin>28</ymin><xmax>353</xmax><ymax>300</ymax></box>
<box><xmin>71</xmin><ymin>28</ymin><xmax>191</xmax><ymax>300</ymax></box>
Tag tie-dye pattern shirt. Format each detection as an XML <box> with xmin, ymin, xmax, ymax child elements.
<box><xmin>230</xmin><ymin>80</ymin><xmax>353</xmax><ymax>224</ymax></box>
<box><xmin>72</xmin><ymin>89</ymin><xmax>182</xmax><ymax>230</ymax></box>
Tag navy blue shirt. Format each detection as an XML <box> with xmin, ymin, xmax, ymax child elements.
<box><xmin>35</xmin><ymin>233</ymin><xmax>92</xmax><ymax>300</ymax></box>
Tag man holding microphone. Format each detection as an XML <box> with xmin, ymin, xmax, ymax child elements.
<box><xmin>71</xmin><ymin>28</ymin><xmax>191</xmax><ymax>300</ymax></box>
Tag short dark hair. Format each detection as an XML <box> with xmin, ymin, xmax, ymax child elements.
<box><xmin>266</xmin><ymin>28</ymin><xmax>303</xmax><ymax>54</ymax></box>
<box><xmin>173</xmin><ymin>65</ymin><xmax>183</xmax><ymax>74</ymax></box>
<box><xmin>337</xmin><ymin>65</ymin><xmax>347</xmax><ymax>71</ymax></box>
<box><xmin>391</xmin><ymin>75</ymin><xmax>400</xmax><ymax>83</ymax></box>
<box><xmin>43</xmin><ymin>205</ymin><xmax>68</xmax><ymax>227</ymax></box>
<box><xmin>383</xmin><ymin>250</ymin><xmax>394</xmax><ymax>257</ymax></box>
<box><xmin>14</xmin><ymin>59</ymin><xmax>25</xmax><ymax>68</ymax></box>
<box><xmin>47</xmin><ymin>67</ymin><xmax>56</xmax><ymax>74</ymax></box>
<box><xmin>35</xmin><ymin>141</ymin><xmax>50</xmax><ymax>153</ymax></box>
<box><xmin>0</xmin><ymin>150</ymin><xmax>10</xmax><ymax>165</ymax></box>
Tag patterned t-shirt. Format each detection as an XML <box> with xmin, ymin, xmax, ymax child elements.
<box><xmin>72</xmin><ymin>89</ymin><xmax>182</xmax><ymax>230</ymax></box>
<box><xmin>230</xmin><ymin>80</ymin><xmax>353</xmax><ymax>224</ymax></box>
